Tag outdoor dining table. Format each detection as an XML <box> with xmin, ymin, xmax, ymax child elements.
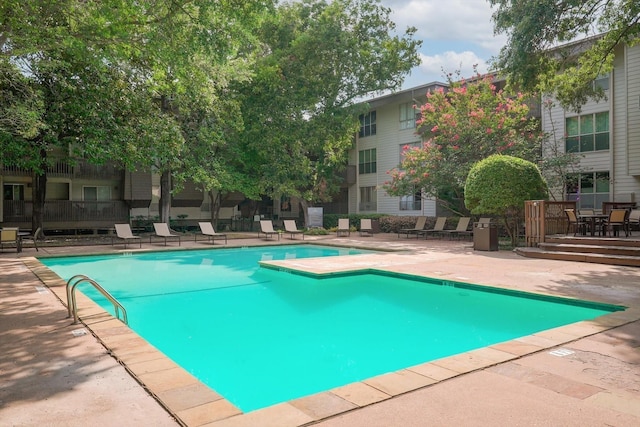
<box><xmin>578</xmin><ymin>214</ymin><xmax>608</xmax><ymax>236</ymax></box>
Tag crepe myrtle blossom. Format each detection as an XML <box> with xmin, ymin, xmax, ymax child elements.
<box><xmin>383</xmin><ymin>70</ymin><xmax>542</xmax><ymax>200</ymax></box>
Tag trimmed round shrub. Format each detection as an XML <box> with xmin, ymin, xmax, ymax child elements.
<box><xmin>465</xmin><ymin>154</ymin><xmax>548</xmax><ymax>246</ymax></box>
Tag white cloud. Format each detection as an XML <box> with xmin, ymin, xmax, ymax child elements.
<box><xmin>386</xmin><ymin>0</ymin><xmax>506</xmax><ymax>54</ymax></box>
<box><xmin>418</xmin><ymin>50</ymin><xmax>488</xmax><ymax>82</ymax></box>
<box><xmin>381</xmin><ymin>0</ymin><xmax>508</xmax><ymax>88</ymax></box>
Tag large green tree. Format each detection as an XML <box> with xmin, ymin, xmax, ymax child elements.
<box><xmin>384</xmin><ymin>73</ymin><xmax>542</xmax><ymax>214</ymax></box>
<box><xmin>114</xmin><ymin>0</ymin><xmax>269</xmax><ymax>224</ymax></box>
<box><xmin>0</xmin><ymin>1</ymin><xmax>179</xmax><ymax>231</ymax></box>
<box><xmin>1</xmin><ymin>0</ymin><xmax>268</xmax><ymax>229</ymax></box>
<box><xmin>490</xmin><ymin>0</ymin><xmax>640</xmax><ymax>110</ymax></box>
<box><xmin>237</xmin><ymin>0</ymin><xmax>421</xmax><ymax>225</ymax></box>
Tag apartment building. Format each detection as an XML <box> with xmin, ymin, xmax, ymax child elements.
<box><xmin>346</xmin><ymin>82</ymin><xmax>447</xmax><ymax>217</ymax></box>
<box><xmin>0</xmin><ymin>160</ymin><xmax>300</xmax><ymax>232</ymax></box>
<box><xmin>542</xmin><ymin>40</ymin><xmax>640</xmax><ymax>209</ymax></box>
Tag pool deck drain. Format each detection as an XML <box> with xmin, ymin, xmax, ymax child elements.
<box><xmin>1</xmin><ymin>233</ymin><xmax>640</xmax><ymax>426</ymax></box>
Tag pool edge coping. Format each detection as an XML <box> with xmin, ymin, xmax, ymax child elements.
<box><xmin>21</xmin><ymin>255</ymin><xmax>640</xmax><ymax>427</ymax></box>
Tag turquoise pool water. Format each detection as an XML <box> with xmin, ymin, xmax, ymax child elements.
<box><xmin>41</xmin><ymin>245</ymin><xmax>621</xmax><ymax>412</ymax></box>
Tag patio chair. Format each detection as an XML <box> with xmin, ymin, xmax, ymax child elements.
<box><xmin>564</xmin><ymin>209</ymin><xmax>587</xmax><ymax>236</ymax></box>
<box><xmin>359</xmin><ymin>218</ymin><xmax>373</xmax><ymax>237</ymax></box>
<box><xmin>0</xmin><ymin>229</ymin><xmax>19</xmax><ymax>252</ymax></box>
<box><xmin>441</xmin><ymin>217</ymin><xmax>472</xmax><ymax>239</ymax></box>
<box><xmin>602</xmin><ymin>209</ymin><xmax>630</xmax><ymax>237</ymax></box>
<box><xmin>113</xmin><ymin>223</ymin><xmax>142</xmax><ymax>248</ymax></box>
<box><xmin>398</xmin><ymin>216</ymin><xmax>427</xmax><ymax>238</ymax></box>
<box><xmin>259</xmin><ymin>220</ymin><xmax>280</xmax><ymax>240</ymax></box>
<box><xmin>283</xmin><ymin>220</ymin><xmax>304</xmax><ymax>240</ymax></box>
<box><xmin>417</xmin><ymin>217</ymin><xmax>447</xmax><ymax>239</ymax></box>
<box><xmin>20</xmin><ymin>227</ymin><xmax>42</xmax><ymax>251</ymax></box>
<box><xmin>628</xmin><ymin>210</ymin><xmax>640</xmax><ymax>234</ymax></box>
<box><xmin>198</xmin><ymin>222</ymin><xmax>227</xmax><ymax>244</ymax></box>
<box><xmin>153</xmin><ymin>223</ymin><xmax>181</xmax><ymax>246</ymax></box>
<box><xmin>336</xmin><ymin>218</ymin><xmax>350</xmax><ymax>237</ymax></box>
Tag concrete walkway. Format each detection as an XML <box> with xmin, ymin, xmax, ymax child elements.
<box><xmin>1</xmin><ymin>233</ymin><xmax>639</xmax><ymax>426</ymax></box>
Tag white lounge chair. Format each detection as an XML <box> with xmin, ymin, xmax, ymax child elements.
<box><xmin>398</xmin><ymin>216</ymin><xmax>427</xmax><ymax>238</ymax></box>
<box><xmin>259</xmin><ymin>220</ymin><xmax>280</xmax><ymax>240</ymax></box>
<box><xmin>441</xmin><ymin>217</ymin><xmax>472</xmax><ymax>239</ymax></box>
<box><xmin>336</xmin><ymin>218</ymin><xmax>350</xmax><ymax>237</ymax></box>
<box><xmin>283</xmin><ymin>220</ymin><xmax>304</xmax><ymax>240</ymax></box>
<box><xmin>113</xmin><ymin>224</ymin><xmax>142</xmax><ymax>248</ymax></box>
<box><xmin>417</xmin><ymin>217</ymin><xmax>447</xmax><ymax>239</ymax></box>
<box><xmin>360</xmin><ymin>218</ymin><xmax>373</xmax><ymax>236</ymax></box>
<box><xmin>153</xmin><ymin>223</ymin><xmax>181</xmax><ymax>246</ymax></box>
<box><xmin>198</xmin><ymin>222</ymin><xmax>227</xmax><ymax>244</ymax></box>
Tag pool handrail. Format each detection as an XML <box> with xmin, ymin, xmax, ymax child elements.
<box><xmin>66</xmin><ymin>274</ymin><xmax>128</xmax><ymax>325</ymax></box>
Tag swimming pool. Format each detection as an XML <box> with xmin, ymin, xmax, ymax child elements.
<box><xmin>41</xmin><ymin>245</ymin><xmax>623</xmax><ymax>412</ymax></box>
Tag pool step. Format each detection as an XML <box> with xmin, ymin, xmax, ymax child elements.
<box><xmin>515</xmin><ymin>243</ymin><xmax>640</xmax><ymax>267</ymax></box>
<box><xmin>539</xmin><ymin>242</ymin><xmax>640</xmax><ymax>257</ymax></box>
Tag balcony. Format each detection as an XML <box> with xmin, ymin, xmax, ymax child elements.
<box><xmin>2</xmin><ymin>200</ymin><xmax>129</xmax><ymax>230</ymax></box>
<box><xmin>2</xmin><ymin>160</ymin><xmax>122</xmax><ymax>180</ymax></box>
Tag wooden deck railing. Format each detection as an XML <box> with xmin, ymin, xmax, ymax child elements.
<box><xmin>525</xmin><ymin>200</ymin><xmax>577</xmax><ymax>246</ymax></box>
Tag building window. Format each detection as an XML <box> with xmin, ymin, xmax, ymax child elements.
<box><xmin>399</xmin><ymin>141</ymin><xmax>422</xmax><ymax>164</ymax></box>
<box><xmin>3</xmin><ymin>184</ymin><xmax>25</xmax><ymax>201</ymax></box>
<box><xmin>566</xmin><ymin>171</ymin><xmax>609</xmax><ymax>209</ymax></box>
<box><xmin>594</xmin><ymin>75</ymin><xmax>609</xmax><ymax>91</ymax></box>
<box><xmin>358</xmin><ymin>148</ymin><xmax>377</xmax><ymax>175</ymax></box>
<box><xmin>399</xmin><ymin>102</ymin><xmax>416</xmax><ymax>129</ymax></box>
<box><xmin>358</xmin><ymin>111</ymin><xmax>376</xmax><ymax>138</ymax></box>
<box><xmin>400</xmin><ymin>188</ymin><xmax>421</xmax><ymax>211</ymax></box>
<box><xmin>83</xmin><ymin>186</ymin><xmax>111</xmax><ymax>201</ymax></box>
<box><xmin>565</xmin><ymin>111</ymin><xmax>609</xmax><ymax>153</ymax></box>
<box><xmin>359</xmin><ymin>186</ymin><xmax>377</xmax><ymax>211</ymax></box>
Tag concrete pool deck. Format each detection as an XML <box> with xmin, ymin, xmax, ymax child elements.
<box><xmin>1</xmin><ymin>233</ymin><xmax>639</xmax><ymax>426</ymax></box>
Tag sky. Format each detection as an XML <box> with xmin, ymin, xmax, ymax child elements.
<box><xmin>382</xmin><ymin>0</ymin><xmax>508</xmax><ymax>89</ymax></box>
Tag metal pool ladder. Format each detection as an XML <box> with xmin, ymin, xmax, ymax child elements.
<box><xmin>66</xmin><ymin>274</ymin><xmax>128</xmax><ymax>325</ymax></box>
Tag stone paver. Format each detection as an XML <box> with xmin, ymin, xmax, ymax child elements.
<box><xmin>1</xmin><ymin>233</ymin><xmax>639</xmax><ymax>426</ymax></box>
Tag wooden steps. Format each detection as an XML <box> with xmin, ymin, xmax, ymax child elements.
<box><xmin>514</xmin><ymin>235</ymin><xmax>640</xmax><ymax>267</ymax></box>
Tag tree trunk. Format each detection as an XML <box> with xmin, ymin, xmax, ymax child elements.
<box><xmin>299</xmin><ymin>199</ymin><xmax>309</xmax><ymax>227</ymax></box>
<box><xmin>208</xmin><ymin>190</ymin><xmax>221</xmax><ymax>228</ymax></box>
<box><xmin>31</xmin><ymin>149</ymin><xmax>48</xmax><ymax>232</ymax></box>
<box><xmin>159</xmin><ymin>170</ymin><xmax>171</xmax><ymax>224</ymax></box>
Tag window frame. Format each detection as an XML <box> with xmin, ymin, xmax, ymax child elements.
<box><xmin>3</xmin><ymin>183</ymin><xmax>25</xmax><ymax>201</ymax></box>
<box><xmin>359</xmin><ymin>186</ymin><xmax>377</xmax><ymax>211</ymax></box>
<box><xmin>399</xmin><ymin>102</ymin><xmax>416</xmax><ymax>130</ymax></box>
<box><xmin>83</xmin><ymin>185</ymin><xmax>111</xmax><ymax>201</ymax></box>
<box><xmin>566</xmin><ymin>171</ymin><xmax>610</xmax><ymax>209</ymax></box>
<box><xmin>358</xmin><ymin>148</ymin><xmax>377</xmax><ymax>175</ymax></box>
<box><xmin>399</xmin><ymin>187</ymin><xmax>422</xmax><ymax>211</ymax></box>
<box><xmin>565</xmin><ymin>111</ymin><xmax>609</xmax><ymax>153</ymax></box>
<box><xmin>358</xmin><ymin>111</ymin><xmax>377</xmax><ymax>138</ymax></box>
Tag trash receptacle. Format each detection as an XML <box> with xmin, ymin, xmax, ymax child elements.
<box><xmin>473</xmin><ymin>221</ymin><xmax>498</xmax><ymax>251</ymax></box>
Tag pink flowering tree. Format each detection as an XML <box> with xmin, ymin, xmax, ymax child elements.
<box><xmin>383</xmin><ymin>72</ymin><xmax>542</xmax><ymax>214</ymax></box>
